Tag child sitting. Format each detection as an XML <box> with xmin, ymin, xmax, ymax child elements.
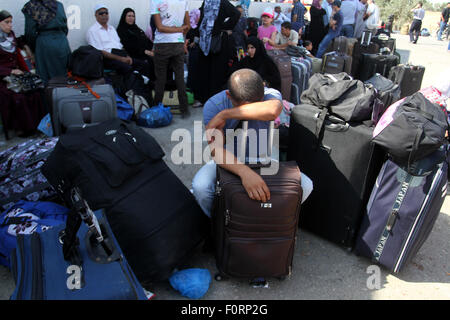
<box><xmin>303</xmin><ymin>40</ymin><xmax>315</xmax><ymax>58</ymax></box>
<box><xmin>258</xmin><ymin>7</ymin><xmax>278</xmax><ymax>50</ymax></box>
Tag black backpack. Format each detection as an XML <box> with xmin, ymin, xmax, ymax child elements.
<box><xmin>68</xmin><ymin>45</ymin><xmax>104</xmax><ymax>79</ymax></box>
<box><xmin>372</xmin><ymin>92</ymin><xmax>449</xmax><ymax>170</ymax></box>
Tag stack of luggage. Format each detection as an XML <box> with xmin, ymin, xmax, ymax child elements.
<box><xmin>288</xmin><ymin>73</ymin><xmax>385</xmax><ymax>248</ymax></box>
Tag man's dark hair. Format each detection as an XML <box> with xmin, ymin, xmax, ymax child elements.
<box><xmin>227</xmin><ymin>69</ymin><xmax>265</xmax><ymax>105</ymax></box>
<box><xmin>281</xmin><ymin>22</ymin><xmax>292</xmax><ymax>30</ymax></box>
<box><xmin>304</xmin><ymin>40</ymin><xmax>312</xmax><ymax>47</ymax></box>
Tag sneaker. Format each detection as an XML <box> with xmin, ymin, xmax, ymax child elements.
<box><xmin>192</xmin><ymin>100</ymin><xmax>203</xmax><ymax>108</ymax></box>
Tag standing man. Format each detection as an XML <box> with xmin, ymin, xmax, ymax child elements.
<box><xmin>291</xmin><ymin>0</ymin><xmax>307</xmax><ymax>37</ymax></box>
<box><xmin>437</xmin><ymin>2</ymin><xmax>450</xmax><ymax>41</ymax></box>
<box><xmin>316</xmin><ymin>0</ymin><xmax>344</xmax><ymax>58</ymax></box>
<box><xmin>354</xmin><ymin>0</ymin><xmax>368</xmax><ymax>38</ymax></box>
<box><xmin>322</xmin><ymin>0</ymin><xmax>334</xmax><ymax>32</ymax></box>
<box><xmin>273</xmin><ymin>6</ymin><xmax>291</xmax><ymax>33</ymax></box>
<box><xmin>340</xmin><ymin>0</ymin><xmax>357</xmax><ymax>37</ymax></box>
<box><xmin>150</xmin><ymin>0</ymin><xmax>190</xmax><ymax>117</ymax></box>
<box><xmin>409</xmin><ymin>2</ymin><xmax>425</xmax><ymax>44</ymax></box>
<box><xmin>364</xmin><ymin>0</ymin><xmax>379</xmax><ymax>36</ymax></box>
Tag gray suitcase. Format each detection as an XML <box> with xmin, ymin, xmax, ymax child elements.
<box><xmin>322</xmin><ymin>52</ymin><xmax>352</xmax><ymax>75</ymax></box>
<box><xmin>51</xmin><ymin>84</ymin><xmax>117</xmax><ymax>136</ymax></box>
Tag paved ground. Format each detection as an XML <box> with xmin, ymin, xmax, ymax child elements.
<box><xmin>0</xmin><ymin>34</ymin><xmax>449</xmax><ymax>300</ymax></box>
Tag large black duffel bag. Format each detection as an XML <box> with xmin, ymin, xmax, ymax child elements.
<box><xmin>41</xmin><ymin>119</ymin><xmax>209</xmax><ymax>287</ymax></box>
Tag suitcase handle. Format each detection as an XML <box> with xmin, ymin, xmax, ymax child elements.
<box><xmin>239</xmin><ymin>120</ymin><xmax>274</xmax><ymax>165</ymax></box>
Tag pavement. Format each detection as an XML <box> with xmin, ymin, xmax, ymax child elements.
<box><xmin>0</xmin><ymin>34</ymin><xmax>449</xmax><ymax>301</ymax></box>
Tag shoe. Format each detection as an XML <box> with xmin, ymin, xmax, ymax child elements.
<box><xmin>413</xmin><ymin>41</ymin><xmax>417</xmax><ymax>44</ymax></box>
<box><xmin>192</xmin><ymin>100</ymin><xmax>203</xmax><ymax>108</ymax></box>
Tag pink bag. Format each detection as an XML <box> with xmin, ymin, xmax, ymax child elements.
<box><xmin>373</xmin><ymin>86</ymin><xmax>448</xmax><ymax>138</ymax></box>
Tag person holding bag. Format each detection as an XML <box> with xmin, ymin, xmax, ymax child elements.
<box><xmin>0</xmin><ymin>10</ymin><xmax>45</xmax><ymax>138</ymax></box>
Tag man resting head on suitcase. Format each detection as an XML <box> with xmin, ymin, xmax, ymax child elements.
<box><xmin>192</xmin><ymin>68</ymin><xmax>313</xmax><ymax>217</ymax></box>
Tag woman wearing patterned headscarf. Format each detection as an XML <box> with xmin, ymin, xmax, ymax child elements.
<box><xmin>0</xmin><ymin>11</ymin><xmax>45</xmax><ymax>138</ymax></box>
<box><xmin>308</xmin><ymin>0</ymin><xmax>327</xmax><ymax>55</ymax></box>
<box><xmin>190</xmin><ymin>0</ymin><xmax>240</xmax><ymax>104</ymax></box>
<box><xmin>22</xmin><ymin>0</ymin><xmax>71</xmax><ymax>83</ymax></box>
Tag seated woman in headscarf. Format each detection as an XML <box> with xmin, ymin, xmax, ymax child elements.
<box><xmin>231</xmin><ymin>37</ymin><xmax>281</xmax><ymax>93</ymax></box>
<box><xmin>117</xmin><ymin>8</ymin><xmax>155</xmax><ymax>81</ymax></box>
<box><xmin>0</xmin><ymin>10</ymin><xmax>45</xmax><ymax>138</ymax></box>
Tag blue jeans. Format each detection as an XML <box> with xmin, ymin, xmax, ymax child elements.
<box><xmin>438</xmin><ymin>21</ymin><xmax>447</xmax><ymax>40</ymax></box>
<box><xmin>316</xmin><ymin>32</ymin><xmax>337</xmax><ymax>58</ymax></box>
<box><xmin>192</xmin><ymin>160</ymin><xmax>314</xmax><ymax>218</ymax></box>
<box><xmin>340</xmin><ymin>24</ymin><xmax>354</xmax><ymax>38</ymax></box>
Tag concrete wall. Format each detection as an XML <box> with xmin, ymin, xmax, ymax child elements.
<box><xmin>5</xmin><ymin>0</ymin><xmax>294</xmax><ymax>50</ymax></box>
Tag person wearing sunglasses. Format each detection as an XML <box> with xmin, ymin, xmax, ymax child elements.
<box><xmin>86</xmin><ymin>3</ymin><xmax>151</xmax><ymax>80</ymax></box>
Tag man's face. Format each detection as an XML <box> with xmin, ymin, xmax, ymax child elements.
<box><xmin>275</xmin><ymin>7</ymin><xmax>281</xmax><ymax>13</ymax></box>
<box><xmin>361</xmin><ymin>0</ymin><xmax>368</xmax><ymax>4</ymax></box>
<box><xmin>327</xmin><ymin>0</ymin><xmax>334</xmax><ymax>4</ymax></box>
<box><xmin>95</xmin><ymin>8</ymin><xmax>109</xmax><ymax>25</ymax></box>
<box><xmin>281</xmin><ymin>26</ymin><xmax>290</xmax><ymax>37</ymax></box>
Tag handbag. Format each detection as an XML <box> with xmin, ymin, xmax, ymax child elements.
<box><xmin>210</xmin><ymin>32</ymin><xmax>223</xmax><ymax>54</ymax></box>
<box><xmin>137</xmin><ymin>103</ymin><xmax>173</xmax><ymax>128</ymax></box>
<box><xmin>4</xmin><ymin>72</ymin><xmax>44</xmax><ymax>93</ymax></box>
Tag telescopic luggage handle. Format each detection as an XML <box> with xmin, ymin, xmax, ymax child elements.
<box><xmin>239</xmin><ymin>120</ymin><xmax>275</xmax><ymax>166</ymax></box>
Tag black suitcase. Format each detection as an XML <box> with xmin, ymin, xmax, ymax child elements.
<box><xmin>372</xmin><ymin>36</ymin><xmax>396</xmax><ymax>53</ymax></box>
<box><xmin>351</xmin><ymin>42</ymin><xmax>380</xmax><ymax>78</ymax></box>
<box><xmin>355</xmin><ymin>148</ymin><xmax>448</xmax><ymax>273</ymax></box>
<box><xmin>358</xmin><ymin>53</ymin><xmax>399</xmax><ymax>82</ymax></box>
<box><xmin>213</xmin><ymin>121</ymin><xmax>302</xmax><ymax>280</ymax></box>
<box><xmin>41</xmin><ymin>119</ymin><xmax>210</xmax><ymax>287</ymax></box>
<box><xmin>388</xmin><ymin>64</ymin><xmax>425</xmax><ymax>98</ymax></box>
<box><xmin>364</xmin><ymin>73</ymin><xmax>401</xmax><ymax>120</ymax></box>
<box><xmin>287</xmin><ymin>104</ymin><xmax>385</xmax><ymax>248</ymax></box>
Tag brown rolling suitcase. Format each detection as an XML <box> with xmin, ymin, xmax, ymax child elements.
<box><xmin>322</xmin><ymin>51</ymin><xmax>353</xmax><ymax>75</ymax></box>
<box><xmin>267</xmin><ymin>50</ymin><xmax>292</xmax><ymax>101</ymax></box>
<box><xmin>212</xmin><ymin>121</ymin><xmax>302</xmax><ymax>281</ymax></box>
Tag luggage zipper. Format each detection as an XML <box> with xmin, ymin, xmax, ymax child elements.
<box><xmin>393</xmin><ymin>166</ymin><xmax>443</xmax><ymax>272</ymax></box>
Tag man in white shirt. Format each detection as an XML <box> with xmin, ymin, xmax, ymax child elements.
<box><xmin>354</xmin><ymin>0</ymin><xmax>367</xmax><ymax>38</ymax></box>
<box><xmin>150</xmin><ymin>0</ymin><xmax>190</xmax><ymax>117</ymax></box>
<box><xmin>267</xmin><ymin>22</ymin><xmax>299</xmax><ymax>49</ymax></box>
<box><xmin>409</xmin><ymin>2</ymin><xmax>426</xmax><ymax>44</ymax></box>
<box><xmin>273</xmin><ymin>6</ymin><xmax>290</xmax><ymax>33</ymax></box>
<box><xmin>364</xmin><ymin>0</ymin><xmax>379</xmax><ymax>35</ymax></box>
<box><xmin>87</xmin><ymin>4</ymin><xmax>149</xmax><ymax>76</ymax></box>
<box><xmin>340</xmin><ymin>0</ymin><xmax>357</xmax><ymax>37</ymax></box>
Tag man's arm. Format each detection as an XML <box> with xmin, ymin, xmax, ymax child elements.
<box><xmin>152</xmin><ymin>13</ymin><xmax>189</xmax><ymax>33</ymax></box>
<box><xmin>206</xmin><ymin>99</ymin><xmax>282</xmax><ymax>131</ymax></box>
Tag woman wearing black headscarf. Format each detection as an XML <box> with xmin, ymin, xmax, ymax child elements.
<box><xmin>22</xmin><ymin>0</ymin><xmax>71</xmax><ymax>84</ymax></box>
<box><xmin>0</xmin><ymin>10</ymin><xmax>45</xmax><ymax>137</ymax></box>
<box><xmin>117</xmin><ymin>8</ymin><xmax>155</xmax><ymax>81</ymax></box>
<box><xmin>232</xmin><ymin>37</ymin><xmax>281</xmax><ymax>92</ymax></box>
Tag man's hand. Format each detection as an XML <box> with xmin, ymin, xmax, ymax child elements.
<box><xmin>240</xmin><ymin>167</ymin><xmax>271</xmax><ymax>202</ymax></box>
<box><xmin>121</xmin><ymin>56</ymin><xmax>133</xmax><ymax>65</ymax></box>
<box><xmin>144</xmin><ymin>50</ymin><xmax>154</xmax><ymax>57</ymax></box>
<box><xmin>206</xmin><ymin>112</ymin><xmax>227</xmax><ymax>132</ymax></box>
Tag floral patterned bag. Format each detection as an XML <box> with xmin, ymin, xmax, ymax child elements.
<box><xmin>0</xmin><ymin>137</ymin><xmax>59</xmax><ymax>211</ymax></box>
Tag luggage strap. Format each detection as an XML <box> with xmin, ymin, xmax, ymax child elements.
<box><xmin>372</xmin><ymin>173</ymin><xmax>412</xmax><ymax>263</ymax></box>
<box><xmin>67</xmin><ymin>72</ymin><xmax>101</xmax><ymax>99</ymax></box>
<box><xmin>0</xmin><ymin>182</ymin><xmax>52</xmax><ymax>207</ymax></box>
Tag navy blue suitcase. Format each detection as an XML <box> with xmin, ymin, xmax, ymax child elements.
<box><xmin>355</xmin><ymin>148</ymin><xmax>448</xmax><ymax>273</ymax></box>
<box><xmin>10</xmin><ymin>209</ymin><xmax>150</xmax><ymax>300</ymax></box>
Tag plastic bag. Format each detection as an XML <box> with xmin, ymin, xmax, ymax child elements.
<box><xmin>137</xmin><ymin>103</ymin><xmax>172</xmax><ymax>128</ymax></box>
<box><xmin>37</xmin><ymin>113</ymin><xmax>54</xmax><ymax>137</ymax></box>
<box><xmin>169</xmin><ymin>268</ymin><xmax>211</xmax><ymax>299</ymax></box>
